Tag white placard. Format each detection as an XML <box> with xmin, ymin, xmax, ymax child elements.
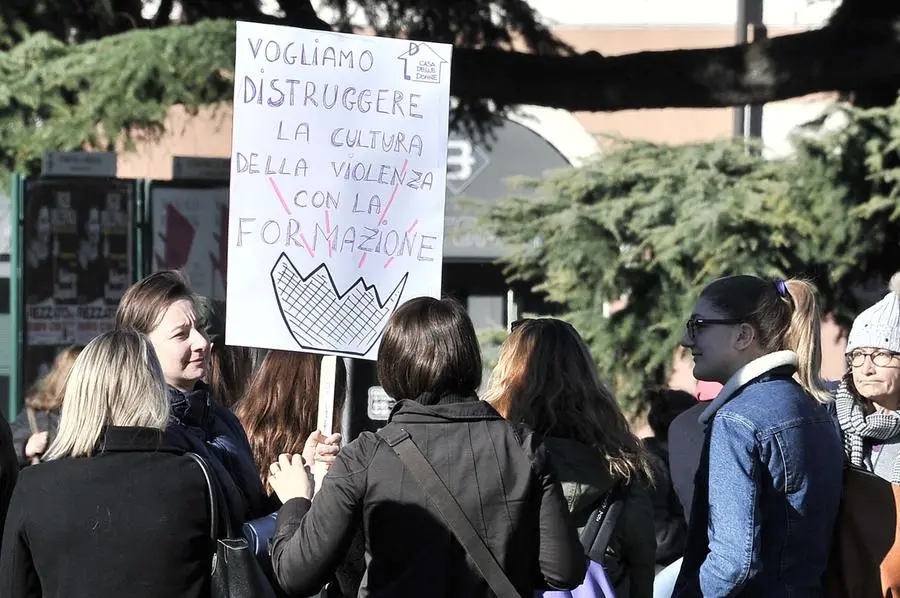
<box><xmin>151</xmin><ymin>187</ymin><xmax>229</xmax><ymax>300</ymax></box>
<box><xmin>226</xmin><ymin>21</ymin><xmax>452</xmax><ymax>360</ymax></box>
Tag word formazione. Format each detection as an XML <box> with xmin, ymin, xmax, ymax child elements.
<box><xmin>236</xmin><ymin>217</ymin><xmax>438</xmax><ymax>262</ymax></box>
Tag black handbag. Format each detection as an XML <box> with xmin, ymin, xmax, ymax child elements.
<box><xmin>186</xmin><ymin>452</ymin><xmax>278</xmax><ymax>598</ymax></box>
<box><xmin>581</xmin><ymin>482</ymin><xmax>625</xmax><ymax>564</ymax></box>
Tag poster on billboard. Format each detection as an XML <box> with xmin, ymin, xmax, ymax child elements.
<box><xmin>149</xmin><ymin>185</ymin><xmax>230</xmax><ymax>301</ymax></box>
<box><xmin>22</xmin><ymin>178</ymin><xmax>134</xmax><ymax>390</ymax></box>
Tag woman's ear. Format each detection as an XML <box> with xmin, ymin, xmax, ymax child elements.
<box><xmin>734</xmin><ymin>323</ymin><xmax>757</xmax><ymax>351</ymax></box>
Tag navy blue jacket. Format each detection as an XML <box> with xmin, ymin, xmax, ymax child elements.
<box><xmin>164</xmin><ymin>384</ymin><xmax>266</xmax><ymax>525</ymax></box>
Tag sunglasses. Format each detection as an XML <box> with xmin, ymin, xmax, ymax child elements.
<box><xmin>685</xmin><ymin>316</ymin><xmax>744</xmax><ymax>342</ymax></box>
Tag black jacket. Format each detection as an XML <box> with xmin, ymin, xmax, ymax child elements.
<box><xmin>643</xmin><ymin>437</ymin><xmax>687</xmax><ymax>567</ymax></box>
<box><xmin>271</xmin><ymin>397</ymin><xmax>586</xmax><ymax>597</ymax></box>
<box><xmin>0</xmin><ymin>419</ymin><xmax>18</xmax><ymax>550</ymax></box>
<box><xmin>667</xmin><ymin>402</ymin><xmax>707</xmax><ymax>522</ymax></box>
<box><xmin>0</xmin><ymin>426</ymin><xmax>213</xmax><ymax>598</ymax></box>
<box><xmin>165</xmin><ymin>384</ymin><xmax>267</xmax><ymax>525</ymax></box>
<box><xmin>543</xmin><ymin>436</ymin><xmax>656</xmax><ymax>598</ymax></box>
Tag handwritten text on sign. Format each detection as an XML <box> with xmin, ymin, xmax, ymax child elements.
<box><xmin>225</xmin><ymin>22</ymin><xmax>452</xmax><ymax>360</ymax></box>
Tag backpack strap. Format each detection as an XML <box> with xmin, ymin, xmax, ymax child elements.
<box><xmin>377</xmin><ymin>427</ymin><xmax>522</xmax><ymax>598</ymax></box>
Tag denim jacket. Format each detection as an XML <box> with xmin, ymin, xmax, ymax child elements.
<box><xmin>674</xmin><ymin>351</ymin><xmax>843</xmax><ymax>597</ymax></box>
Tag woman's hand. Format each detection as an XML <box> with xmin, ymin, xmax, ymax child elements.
<box><xmin>301</xmin><ymin>430</ymin><xmax>342</xmax><ymax>471</ymax></box>
<box><xmin>25</xmin><ymin>431</ymin><xmax>49</xmax><ymax>459</ymax></box>
<box><xmin>268</xmin><ymin>453</ymin><xmax>312</xmax><ymax>502</ymax></box>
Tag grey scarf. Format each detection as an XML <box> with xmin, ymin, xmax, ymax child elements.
<box><xmin>834</xmin><ymin>377</ymin><xmax>900</xmax><ymax>484</ymax></box>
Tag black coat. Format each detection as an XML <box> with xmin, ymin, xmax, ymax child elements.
<box><xmin>643</xmin><ymin>437</ymin><xmax>687</xmax><ymax>566</ymax></box>
<box><xmin>0</xmin><ymin>426</ymin><xmax>213</xmax><ymax>598</ymax></box>
<box><xmin>543</xmin><ymin>436</ymin><xmax>656</xmax><ymax>598</ymax></box>
<box><xmin>0</xmin><ymin>419</ymin><xmax>18</xmax><ymax>550</ymax></box>
<box><xmin>270</xmin><ymin>397</ymin><xmax>586</xmax><ymax>598</ymax></box>
<box><xmin>666</xmin><ymin>402</ymin><xmax>707</xmax><ymax>523</ymax></box>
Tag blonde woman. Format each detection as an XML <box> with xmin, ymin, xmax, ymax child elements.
<box><xmin>0</xmin><ymin>330</ymin><xmax>213</xmax><ymax>598</ymax></box>
<box><xmin>485</xmin><ymin>318</ymin><xmax>656</xmax><ymax>598</ymax></box>
<box><xmin>10</xmin><ymin>346</ymin><xmax>83</xmax><ymax>467</ymax></box>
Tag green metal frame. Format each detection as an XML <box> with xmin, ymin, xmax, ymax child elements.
<box><xmin>8</xmin><ymin>174</ymin><xmax>24</xmax><ymax>421</ymax></box>
<box><xmin>6</xmin><ymin>176</ymin><xmax>146</xmax><ymax>420</ymax></box>
<box><xmin>136</xmin><ymin>178</ymin><xmax>152</xmax><ymax>280</ymax></box>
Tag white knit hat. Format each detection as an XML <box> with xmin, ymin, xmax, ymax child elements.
<box><xmin>846</xmin><ymin>273</ymin><xmax>900</xmax><ymax>354</ymax></box>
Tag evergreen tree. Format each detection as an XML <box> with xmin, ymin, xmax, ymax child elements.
<box><xmin>483</xmin><ymin>102</ymin><xmax>900</xmax><ymax>408</ymax></box>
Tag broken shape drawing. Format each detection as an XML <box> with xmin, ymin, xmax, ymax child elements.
<box><xmin>271</xmin><ymin>253</ymin><xmax>408</xmax><ymax>356</ymax></box>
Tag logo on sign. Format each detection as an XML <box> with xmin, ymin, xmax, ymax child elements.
<box><xmin>446</xmin><ymin>139</ymin><xmax>491</xmax><ymax>195</ymax></box>
<box><xmin>398</xmin><ymin>42</ymin><xmax>448</xmax><ymax>84</ymax></box>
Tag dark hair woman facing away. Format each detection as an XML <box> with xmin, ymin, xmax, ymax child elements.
<box><xmin>267</xmin><ymin>297</ymin><xmax>586</xmax><ymax>597</ymax></box>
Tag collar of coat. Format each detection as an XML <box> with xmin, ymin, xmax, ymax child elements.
<box><xmin>96</xmin><ymin>426</ymin><xmax>172</xmax><ymax>453</ymax></box>
<box><xmin>388</xmin><ymin>395</ymin><xmax>503</xmax><ymax>424</ymax></box>
<box><xmin>699</xmin><ymin>350</ymin><xmax>799</xmax><ymax>425</ymax></box>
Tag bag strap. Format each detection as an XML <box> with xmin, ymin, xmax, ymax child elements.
<box><xmin>378</xmin><ymin>427</ymin><xmax>521</xmax><ymax>598</ymax></box>
<box><xmin>25</xmin><ymin>408</ymin><xmax>41</xmax><ymax>465</ymax></box>
<box><xmin>581</xmin><ymin>482</ymin><xmax>625</xmax><ymax>561</ymax></box>
<box><xmin>25</xmin><ymin>408</ymin><xmax>39</xmax><ymax>435</ymax></box>
<box><xmin>185</xmin><ymin>451</ymin><xmax>220</xmax><ymax>542</ymax></box>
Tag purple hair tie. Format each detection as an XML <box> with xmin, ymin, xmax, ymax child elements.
<box><xmin>774</xmin><ymin>279</ymin><xmax>788</xmax><ymax>298</ymax></box>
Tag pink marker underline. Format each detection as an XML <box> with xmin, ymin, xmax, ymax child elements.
<box><xmin>384</xmin><ymin>220</ymin><xmax>420</xmax><ymax>269</ymax></box>
<box><xmin>377</xmin><ymin>159</ymin><xmax>409</xmax><ymax>226</ymax></box>
<box><xmin>325</xmin><ymin>210</ymin><xmax>333</xmax><ymax>257</ymax></box>
<box><xmin>357</xmin><ymin>253</ymin><xmax>368</xmax><ymax>268</ymax></box>
<box><xmin>268</xmin><ymin>177</ymin><xmax>291</xmax><ymax>216</ymax></box>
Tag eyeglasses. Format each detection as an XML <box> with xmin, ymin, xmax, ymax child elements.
<box><xmin>848</xmin><ymin>350</ymin><xmax>900</xmax><ymax>368</ymax></box>
<box><xmin>685</xmin><ymin>316</ymin><xmax>744</xmax><ymax>342</ymax></box>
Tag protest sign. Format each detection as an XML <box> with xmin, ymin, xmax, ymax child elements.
<box><xmin>225</xmin><ymin>21</ymin><xmax>452</xmax><ymax>360</ymax></box>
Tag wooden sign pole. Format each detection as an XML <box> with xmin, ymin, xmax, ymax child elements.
<box><xmin>312</xmin><ymin>355</ymin><xmax>338</xmax><ymax>494</ymax></box>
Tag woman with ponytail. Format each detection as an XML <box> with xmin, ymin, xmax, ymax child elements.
<box><xmin>672</xmin><ymin>276</ymin><xmax>843</xmax><ymax>597</ymax></box>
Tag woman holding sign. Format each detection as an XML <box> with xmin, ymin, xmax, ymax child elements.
<box><xmin>115</xmin><ymin>271</ymin><xmax>267</xmax><ymax>526</ymax></box>
<box><xmin>267</xmin><ymin>297</ymin><xmax>586</xmax><ymax>597</ymax></box>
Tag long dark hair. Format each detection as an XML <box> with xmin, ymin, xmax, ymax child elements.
<box><xmin>486</xmin><ymin>318</ymin><xmax>653</xmax><ymax>485</ymax></box>
<box><xmin>234</xmin><ymin>350</ymin><xmax>346</xmax><ymax>489</ymax></box>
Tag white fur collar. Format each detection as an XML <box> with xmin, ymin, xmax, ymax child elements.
<box><xmin>699</xmin><ymin>350</ymin><xmax>799</xmax><ymax>424</ymax></box>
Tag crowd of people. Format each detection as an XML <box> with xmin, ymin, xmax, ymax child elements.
<box><xmin>0</xmin><ymin>268</ymin><xmax>896</xmax><ymax>597</ymax></box>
